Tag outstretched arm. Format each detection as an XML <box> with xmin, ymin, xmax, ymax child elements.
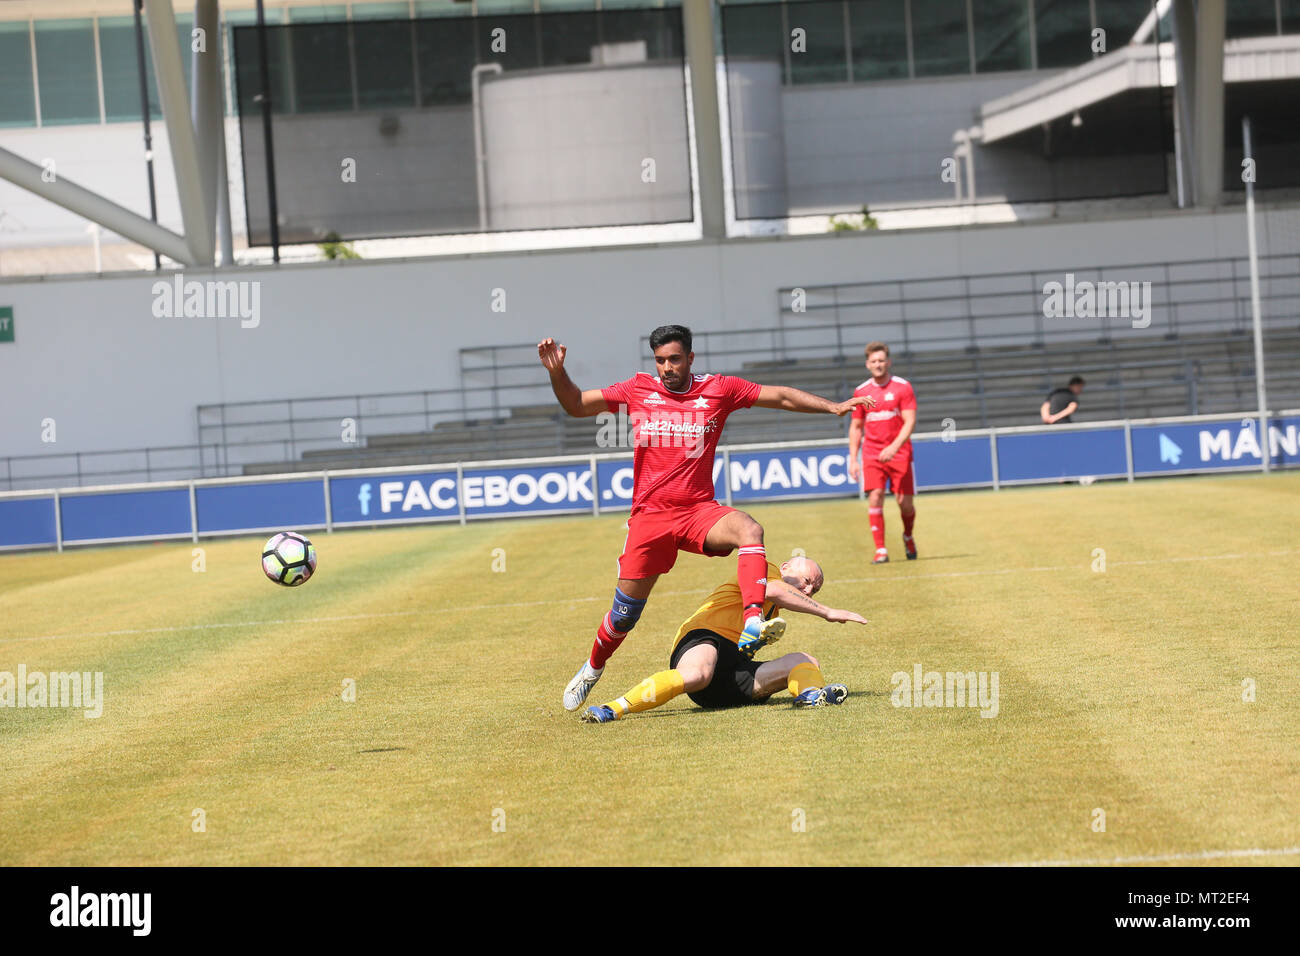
<box><xmin>538</xmin><ymin>337</ymin><xmax>608</xmax><ymax>418</ymax></box>
<box><xmin>764</xmin><ymin>579</ymin><xmax>867</xmax><ymax>625</ymax></box>
<box><xmin>755</xmin><ymin>385</ymin><xmax>874</xmax><ymax>416</ymax></box>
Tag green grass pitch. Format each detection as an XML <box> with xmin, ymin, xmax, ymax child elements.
<box><xmin>1</xmin><ymin>473</ymin><xmax>1298</xmax><ymax>866</ymax></box>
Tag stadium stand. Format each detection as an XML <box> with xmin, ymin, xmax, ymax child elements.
<box><xmin>221</xmin><ymin>326</ymin><xmax>1300</xmax><ymax>476</ymax></box>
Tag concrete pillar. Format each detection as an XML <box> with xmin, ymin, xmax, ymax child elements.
<box><xmin>144</xmin><ymin>0</ymin><xmax>213</xmax><ymax>263</ymax></box>
<box><xmin>1171</xmin><ymin>0</ymin><xmax>1197</xmax><ymax>206</ymax></box>
<box><xmin>192</xmin><ymin>0</ymin><xmax>228</xmax><ymax>264</ymax></box>
<box><xmin>682</xmin><ymin>0</ymin><xmax>727</xmax><ymax>240</ymax></box>
<box><xmin>1192</xmin><ymin>0</ymin><xmax>1226</xmax><ymax>207</ymax></box>
<box><xmin>0</xmin><ymin>145</ymin><xmax>195</xmax><ymax>263</ymax></box>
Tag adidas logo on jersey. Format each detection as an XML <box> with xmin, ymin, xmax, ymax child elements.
<box><xmin>643</xmin><ymin>393</ymin><xmax>666</xmax><ymax>405</ymax></box>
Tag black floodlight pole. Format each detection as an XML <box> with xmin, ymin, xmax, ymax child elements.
<box><xmin>255</xmin><ymin>0</ymin><xmax>281</xmax><ymax>262</ymax></box>
<box><xmin>133</xmin><ymin>0</ymin><xmax>161</xmax><ymax>271</ymax></box>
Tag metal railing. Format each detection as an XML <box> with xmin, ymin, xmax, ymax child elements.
<box><xmin>9</xmin><ymin>363</ymin><xmax>1300</xmax><ymax>492</ymax></box>
<box><xmin>6</xmin><ymin>254</ymin><xmax>1298</xmax><ymax>491</ymax></box>
<box><xmin>673</xmin><ymin>253</ymin><xmax>1300</xmax><ymax>368</ymax></box>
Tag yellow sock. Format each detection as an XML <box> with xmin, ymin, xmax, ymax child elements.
<box><xmin>608</xmin><ymin>670</ymin><xmax>686</xmax><ymax>717</ymax></box>
<box><xmin>788</xmin><ymin>662</ymin><xmax>825</xmax><ymax>696</ymax></box>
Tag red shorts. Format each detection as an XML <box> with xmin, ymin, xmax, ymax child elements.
<box><xmin>618</xmin><ymin>500</ymin><xmax>736</xmax><ymax>579</ymax></box>
<box><xmin>862</xmin><ymin>450</ymin><xmax>915</xmax><ymax>495</ymax></box>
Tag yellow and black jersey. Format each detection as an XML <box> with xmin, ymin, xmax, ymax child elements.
<box><xmin>671</xmin><ymin>561</ymin><xmax>782</xmax><ymax>652</ymax></box>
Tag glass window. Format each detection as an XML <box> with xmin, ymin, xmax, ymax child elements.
<box><xmin>354</xmin><ymin>19</ymin><xmax>417</xmax><ymax>107</ymax></box>
<box><xmin>286</xmin><ymin>5</ymin><xmax>351</xmax><ymax>23</ymax></box>
<box><xmin>973</xmin><ymin>0</ymin><xmax>1030</xmax><ymax>72</ymax></box>
<box><xmin>1227</xmin><ymin>0</ymin><xmax>1279</xmax><ymax>38</ymax></box>
<box><xmin>475</xmin><ymin>0</ymin><xmax>536</xmax><ymax>13</ymax></box>
<box><xmin>34</xmin><ymin>19</ymin><xmax>99</xmax><ymax>125</ymax></box>
<box><xmin>1093</xmin><ymin>0</ymin><xmax>1155</xmax><ymax>50</ymax></box>
<box><xmin>99</xmin><ymin>16</ymin><xmax>158</xmax><ymax>122</ymax></box>
<box><xmin>720</xmin><ymin>2</ymin><xmax>784</xmax><ymax>67</ymax></box>
<box><xmin>292</xmin><ymin>22</ymin><xmax>354</xmax><ymax>111</ymax></box>
<box><xmin>0</xmin><ymin>22</ymin><xmax>36</xmax><ymax>128</ymax></box>
<box><xmin>910</xmin><ymin>0</ymin><xmax>969</xmax><ymax>77</ymax></box>
<box><xmin>541</xmin><ymin>11</ymin><xmax>599</xmax><ymax>66</ymax></box>
<box><xmin>414</xmin><ymin>0</ymin><xmax>475</xmax><ymax>16</ymax></box>
<box><xmin>224</xmin><ymin>8</ymin><xmax>284</xmax><ymax>115</ymax></box>
<box><xmin>351</xmin><ymin>3</ymin><xmax>414</xmax><ymax>19</ymax></box>
<box><xmin>1035</xmin><ymin>0</ymin><xmax>1092</xmax><ymax>68</ymax></box>
<box><xmin>848</xmin><ymin>0</ymin><xmax>908</xmax><ymax>81</ymax></box>
<box><xmin>228</xmin><ymin>12</ymin><xmax>292</xmax><ymax>115</ymax></box>
<box><xmin>787</xmin><ymin>0</ymin><xmax>849</xmax><ymax>85</ymax></box>
<box><xmin>415</xmin><ymin>14</ymin><xmax>477</xmax><ymax>103</ymax></box>
<box><xmin>1285</xmin><ymin>0</ymin><xmax>1300</xmax><ymax>34</ymax></box>
<box><xmin>539</xmin><ymin>0</ymin><xmax>598</xmax><ymax>11</ymax></box>
<box><xmin>603</xmin><ymin>8</ymin><xmax>685</xmax><ymax>61</ymax></box>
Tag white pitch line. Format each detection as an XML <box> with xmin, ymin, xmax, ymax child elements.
<box><xmin>973</xmin><ymin>845</ymin><xmax>1300</xmax><ymax>867</ymax></box>
<box><xmin>2</xmin><ymin>548</ymin><xmax>1295</xmax><ymax>646</ymax></box>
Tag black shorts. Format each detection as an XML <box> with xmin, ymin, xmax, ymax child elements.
<box><xmin>669</xmin><ymin>629</ymin><xmax>761</xmax><ymax>709</ymax></box>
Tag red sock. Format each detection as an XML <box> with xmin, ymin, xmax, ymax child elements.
<box><xmin>737</xmin><ymin>546</ymin><xmax>768</xmax><ymax>623</ymax></box>
<box><xmin>869</xmin><ymin>507</ymin><xmax>886</xmax><ymax>550</ymax></box>
<box><xmin>589</xmin><ymin>612</ymin><xmax>627</xmax><ymax>670</ymax></box>
<box><xmin>901</xmin><ymin>508</ymin><xmax>915</xmax><ymax>536</ymax></box>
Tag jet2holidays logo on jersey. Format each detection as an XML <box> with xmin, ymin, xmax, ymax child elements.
<box><xmin>327</xmin><ymin>448</ymin><xmax>857</xmax><ymax>521</ymax></box>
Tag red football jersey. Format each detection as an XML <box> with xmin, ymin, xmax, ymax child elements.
<box><xmin>602</xmin><ymin>372</ymin><xmax>761</xmax><ymax>514</ymax></box>
<box><xmin>851</xmin><ymin>375</ymin><xmax>916</xmax><ymax>451</ymax></box>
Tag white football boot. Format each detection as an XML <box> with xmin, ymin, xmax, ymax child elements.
<box><xmin>563</xmin><ymin>661</ymin><xmax>604</xmax><ymax>711</ymax></box>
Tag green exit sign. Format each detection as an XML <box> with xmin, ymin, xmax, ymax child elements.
<box><xmin>0</xmin><ymin>307</ymin><xmax>12</xmax><ymax>343</ymax></box>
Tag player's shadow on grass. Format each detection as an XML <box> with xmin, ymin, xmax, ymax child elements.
<box><xmin>358</xmin><ymin>747</ymin><xmax>407</xmax><ymax>753</ymax></box>
<box><xmin>633</xmin><ymin>687</ymin><xmax>888</xmax><ymax>718</ymax></box>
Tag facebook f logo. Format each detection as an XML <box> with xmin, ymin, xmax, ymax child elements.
<box><xmin>358</xmin><ymin>482</ymin><xmax>372</xmax><ymax>516</ymax></box>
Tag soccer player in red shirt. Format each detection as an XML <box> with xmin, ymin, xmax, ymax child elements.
<box><xmin>847</xmin><ymin>341</ymin><xmax>917</xmax><ymax>564</ymax></box>
<box><xmin>539</xmin><ymin>325</ymin><xmax>872</xmax><ymax>710</ymax></box>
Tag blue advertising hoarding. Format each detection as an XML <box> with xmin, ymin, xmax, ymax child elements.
<box><xmin>330</xmin><ymin>469</ymin><xmax>460</xmax><ymax>525</ymax></box>
<box><xmin>727</xmin><ymin>448</ymin><xmax>854</xmax><ymax>501</ymax></box>
<box><xmin>0</xmin><ymin>496</ymin><xmax>57</xmax><ymax>549</ymax></box>
<box><xmin>1131</xmin><ymin>415</ymin><xmax>1300</xmax><ymax>475</ymax></box>
<box><xmin>2</xmin><ymin>414</ymin><xmax>1294</xmax><ymax>551</ymax></box>
<box><xmin>59</xmin><ymin>487</ymin><xmax>191</xmax><ymax>542</ymax></box>
<box><xmin>996</xmin><ymin>427</ymin><xmax>1128</xmax><ymax>483</ymax></box>
<box><xmin>460</xmin><ymin>462</ymin><xmax>596</xmax><ymax>518</ymax></box>
<box><xmin>196</xmin><ymin>480</ymin><xmax>326</xmax><ymax>533</ymax></box>
<box><xmin>913</xmin><ymin>436</ymin><xmax>995</xmax><ymax>489</ymax></box>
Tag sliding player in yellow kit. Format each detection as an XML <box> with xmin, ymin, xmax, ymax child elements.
<box><xmin>580</xmin><ymin>554</ymin><xmax>867</xmax><ymax>722</ymax></box>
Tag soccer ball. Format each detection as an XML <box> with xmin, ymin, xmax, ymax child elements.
<box><xmin>261</xmin><ymin>531</ymin><xmax>317</xmax><ymax>587</ymax></box>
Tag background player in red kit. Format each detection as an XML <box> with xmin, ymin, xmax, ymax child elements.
<box><xmin>847</xmin><ymin>341</ymin><xmax>917</xmax><ymax>564</ymax></box>
<box><xmin>539</xmin><ymin>325</ymin><xmax>872</xmax><ymax>710</ymax></box>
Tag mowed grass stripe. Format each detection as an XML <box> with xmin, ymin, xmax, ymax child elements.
<box><xmin>0</xmin><ymin>474</ymin><xmax>1296</xmax><ymax>865</ymax></box>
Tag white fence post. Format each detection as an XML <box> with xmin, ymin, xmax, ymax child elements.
<box><xmin>989</xmin><ymin>429</ymin><xmax>1000</xmax><ymax>491</ymax></box>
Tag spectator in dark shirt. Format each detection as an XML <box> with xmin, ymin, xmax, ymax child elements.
<box><xmin>1041</xmin><ymin>376</ymin><xmax>1085</xmax><ymax>424</ymax></box>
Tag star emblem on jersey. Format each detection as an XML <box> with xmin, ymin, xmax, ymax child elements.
<box><xmin>692</xmin><ymin>397</ymin><xmax>709</xmax><ymax>408</ymax></box>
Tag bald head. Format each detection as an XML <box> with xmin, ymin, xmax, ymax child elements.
<box><xmin>780</xmin><ymin>556</ymin><xmax>824</xmax><ymax>597</ymax></box>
